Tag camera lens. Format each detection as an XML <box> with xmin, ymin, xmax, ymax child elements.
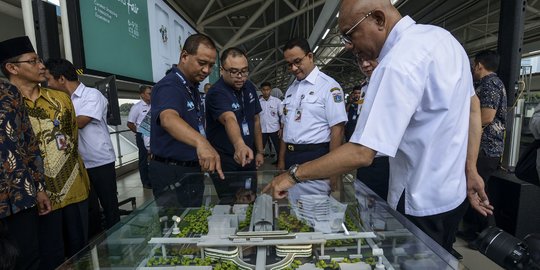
<box><xmin>476</xmin><ymin>227</ymin><xmax>530</xmax><ymax>270</ymax></box>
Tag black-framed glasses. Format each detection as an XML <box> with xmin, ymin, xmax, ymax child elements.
<box><xmin>340</xmin><ymin>10</ymin><xmax>374</xmax><ymax>46</ymax></box>
<box><xmin>10</xmin><ymin>58</ymin><xmax>43</xmax><ymax>65</ymax></box>
<box><xmin>222</xmin><ymin>67</ymin><xmax>249</xmax><ymax>77</ymax></box>
<box><xmin>286</xmin><ymin>53</ymin><xmax>308</xmax><ymax>69</ymax></box>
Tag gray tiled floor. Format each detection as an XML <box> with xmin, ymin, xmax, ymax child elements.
<box><xmin>116</xmin><ymin>158</ymin><xmax>502</xmax><ymax>270</ymax></box>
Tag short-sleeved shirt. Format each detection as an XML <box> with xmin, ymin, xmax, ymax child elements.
<box><xmin>0</xmin><ymin>81</ymin><xmax>45</xmax><ymax>218</ymax></box>
<box><xmin>259</xmin><ymin>95</ymin><xmax>282</xmax><ymax>133</ymax></box>
<box><xmin>475</xmin><ymin>73</ymin><xmax>506</xmax><ymax>157</ymax></box>
<box><xmin>24</xmin><ymin>87</ymin><xmax>90</xmax><ymax>210</ymax></box>
<box><xmin>281</xmin><ymin>66</ymin><xmax>347</xmax><ymax>144</ymax></box>
<box><xmin>350</xmin><ymin>16</ymin><xmax>473</xmax><ymax>217</ymax></box>
<box><xmin>205</xmin><ymin>78</ymin><xmax>262</xmax><ymax>156</ymax></box>
<box><xmin>71</xmin><ymin>83</ymin><xmax>116</xmax><ymax>168</ymax></box>
<box><xmin>151</xmin><ymin>66</ymin><xmax>204</xmax><ymax>161</ymax></box>
<box><xmin>128</xmin><ymin>100</ymin><xmax>151</xmax><ymax>131</ymax></box>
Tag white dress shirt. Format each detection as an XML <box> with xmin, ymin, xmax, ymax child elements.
<box><xmin>127</xmin><ymin>100</ymin><xmax>151</xmax><ymax>132</ymax></box>
<box><xmin>259</xmin><ymin>95</ymin><xmax>282</xmax><ymax>133</ymax></box>
<box><xmin>350</xmin><ymin>16</ymin><xmax>474</xmax><ymax>217</ymax></box>
<box><xmin>281</xmin><ymin>66</ymin><xmax>347</xmax><ymax>144</ymax></box>
<box><xmin>71</xmin><ymin>83</ymin><xmax>116</xmax><ymax>168</ymax></box>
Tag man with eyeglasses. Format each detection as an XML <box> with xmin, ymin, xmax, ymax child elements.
<box><xmin>150</xmin><ymin>34</ymin><xmax>223</xmax><ymax>208</ymax></box>
<box><xmin>276</xmin><ymin>37</ymin><xmax>347</xmax><ymax>204</ymax></box>
<box><xmin>205</xmin><ymin>48</ymin><xmax>264</xmax><ymax>201</ymax></box>
<box><xmin>0</xmin><ymin>36</ymin><xmax>90</xmax><ymax>269</ymax></box>
<box><xmin>264</xmin><ymin>0</ymin><xmax>491</xmax><ymax>255</ymax></box>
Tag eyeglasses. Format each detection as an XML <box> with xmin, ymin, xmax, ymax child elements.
<box><xmin>286</xmin><ymin>54</ymin><xmax>308</xmax><ymax>69</ymax></box>
<box><xmin>10</xmin><ymin>58</ymin><xmax>44</xmax><ymax>65</ymax></box>
<box><xmin>222</xmin><ymin>67</ymin><xmax>249</xmax><ymax>77</ymax></box>
<box><xmin>340</xmin><ymin>10</ymin><xmax>374</xmax><ymax>46</ymax></box>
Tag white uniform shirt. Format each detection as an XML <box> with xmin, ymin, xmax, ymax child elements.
<box><xmin>259</xmin><ymin>95</ymin><xmax>282</xmax><ymax>133</ymax></box>
<box><xmin>127</xmin><ymin>100</ymin><xmax>151</xmax><ymax>132</ymax></box>
<box><xmin>282</xmin><ymin>67</ymin><xmax>347</xmax><ymax>144</ymax></box>
<box><xmin>71</xmin><ymin>83</ymin><xmax>116</xmax><ymax>168</ymax></box>
<box><xmin>350</xmin><ymin>16</ymin><xmax>474</xmax><ymax>217</ymax></box>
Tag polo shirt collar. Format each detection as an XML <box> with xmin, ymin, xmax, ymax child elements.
<box><xmin>174</xmin><ymin>66</ymin><xmax>199</xmax><ymax>90</ymax></box>
<box><xmin>379</xmin><ymin>16</ymin><xmax>415</xmax><ymax>61</ymax></box>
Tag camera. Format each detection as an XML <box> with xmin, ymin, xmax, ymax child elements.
<box><xmin>474</xmin><ymin>226</ymin><xmax>540</xmax><ymax>269</ymax></box>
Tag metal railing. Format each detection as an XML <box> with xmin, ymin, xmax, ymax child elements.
<box><xmin>108</xmin><ymin>125</ymin><xmax>138</xmax><ymax>168</ymax></box>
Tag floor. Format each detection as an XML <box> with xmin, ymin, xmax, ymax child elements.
<box><xmin>115</xmin><ymin>158</ymin><xmax>502</xmax><ymax>270</ymax></box>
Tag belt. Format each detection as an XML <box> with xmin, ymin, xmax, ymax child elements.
<box><xmin>286</xmin><ymin>143</ymin><xmax>329</xmax><ymax>152</ymax></box>
<box><xmin>151</xmin><ymin>155</ymin><xmax>199</xmax><ymax>167</ymax></box>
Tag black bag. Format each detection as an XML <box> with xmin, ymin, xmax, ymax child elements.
<box><xmin>515</xmin><ymin>139</ymin><xmax>540</xmax><ymax>185</ymax></box>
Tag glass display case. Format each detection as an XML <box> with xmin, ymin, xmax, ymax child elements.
<box><xmin>59</xmin><ymin>171</ymin><xmax>465</xmax><ymax>270</ymax></box>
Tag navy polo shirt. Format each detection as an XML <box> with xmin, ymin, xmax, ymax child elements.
<box><xmin>205</xmin><ymin>78</ymin><xmax>262</xmax><ymax>156</ymax></box>
<box><xmin>345</xmin><ymin>103</ymin><xmax>359</xmax><ymax>133</ymax></box>
<box><xmin>150</xmin><ymin>67</ymin><xmax>204</xmax><ymax>161</ymax></box>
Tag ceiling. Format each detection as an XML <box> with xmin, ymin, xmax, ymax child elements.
<box><xmin>168</xmin><ymin>0</ymin><xmax>540</xmax><ymax>92</ymax></box>
<box><xmin>2</xmin><ymin>0</ymin><xmax>539</xmax><ymax>93</ymax></box>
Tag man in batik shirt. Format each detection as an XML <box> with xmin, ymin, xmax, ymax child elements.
<box><xmin>0</xmin><ymin>79</ymin><xmax>51</xmax><ymax>269</ymax></box>
<box><xmin>0</xmin><ymin>36</ymin><xmax>90</xmax><ymax>269</ymax></box>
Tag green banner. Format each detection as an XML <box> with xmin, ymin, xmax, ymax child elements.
<box><xmin>80</xmin><ymin>0</ymin><xmax>152</xmax><ymax>82</ymax></box>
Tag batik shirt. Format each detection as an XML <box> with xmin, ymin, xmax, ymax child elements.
<box><xmin>476</xmin><ymin>73</ymin><xmax>507</xmax><ymax>157</ymax></box>
<box><xmin>24</xmin><ymin>87</ymin><xmax>89</xmax><ymax>210</ymax></box>
<box><xmin>0</xmin><ymin>81</ymin><xmax>45</xmax><ymax>218</ymax></box>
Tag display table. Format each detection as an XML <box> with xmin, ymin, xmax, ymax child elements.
<box><xmin>59</xmin><ymin>171</ymin><xmax>464</xmax><ymax>270</ymax></box>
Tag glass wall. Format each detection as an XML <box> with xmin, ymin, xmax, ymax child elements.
<box><xmin>110</xmin><ymin>98</ymin><xmax>140</xmax><ymax>167</ymax></box>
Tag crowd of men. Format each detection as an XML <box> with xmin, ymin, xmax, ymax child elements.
<box><xmin>0</xmin><ymin>0</ymin><xmax>510</xmax><ymax>268</ymax></box>
<box><xmin>0</xmin><ymin>36</ymin><xmax>120</xmax><ymax>269</ymax></box>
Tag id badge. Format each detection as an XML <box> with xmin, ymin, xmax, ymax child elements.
<box><xmin>198</xmin><ymin>123</ymin><xmax>206</xmax><ymax>138</ymax></box>
<box><xmin>352</xmin><ymin>114</ymin><xmax>357</xmax><ymax>120</ymax></box>
<box><xmin>55</xmin><ymin>133</ymin><xmax>68</xmax><ymax>150</ymax></box>
<box><xmin>241</xmin><ymin>120</ymin><xmax>250</xmax><ymax>136</ymax></box>
<box><xmin>294</xmin><ymin>108</ymin><xmax>303</xmax><ymax>122</ymax></box>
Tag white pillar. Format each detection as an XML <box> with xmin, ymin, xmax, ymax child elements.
<box><xmin>21</xmin><ymin>0</ymin><xmax>36</xmax><ymax>48</ymax></box>
<box><xmin>60</xmin><ymin>0</ymin><xmax>73</xmax><ymax>61</ymax></box>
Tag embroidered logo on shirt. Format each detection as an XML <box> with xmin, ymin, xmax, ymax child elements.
<box><xmin>332</xmin><ymin>92</ymin><xmax>343</xmax><ymax>103</ymax></box>
<box><xmin>232</xmin><ymin>102</ymin><xmax>240</xmax><ymax>111</ymax></box>
<box><xmin>330</xmin><ymin>87</ymin><xmax>343</xmax><ymax>103</ymax></box>
<box><xmin>187</xmin><ymin>101</ymin><xmax>195</xmax><ymax>111</ymax></box>
<box><xmin>248</xmin><ymin>92</ymin><xmax>255</xmax><ymax>103</ymax></box>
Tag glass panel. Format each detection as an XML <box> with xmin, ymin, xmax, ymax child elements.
<box><xmin>61</xmin><ymin>171</ymin><xmax>464</xmax><ymax>269</ymax></box>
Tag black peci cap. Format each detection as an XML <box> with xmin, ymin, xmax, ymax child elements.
<box><xmin>0</xmin><ymin>36</ymin><xmax>36</xmax><ymax>63</ymax></box>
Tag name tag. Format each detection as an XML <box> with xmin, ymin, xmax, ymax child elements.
<box><xmin>241</xmin><ymin>120</ymin><xmax>250</xmax><ymax>136</ymax></box>
<box><xmin>198</xmin><ymin>123</ymin><xmax>206</xmax><ymax>138</ymax></box>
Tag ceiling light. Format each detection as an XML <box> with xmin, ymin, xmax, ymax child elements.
<box><xmin>314</xmin><ymin>46</ymin><xmax>319</xmax><ymax>53</ymax></box>
<box><xmin>322</xmin><ymin>29</ymin><xmax>330</xmax><ymax>40</ymax></box>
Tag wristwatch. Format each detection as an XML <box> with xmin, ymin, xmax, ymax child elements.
<box><xmin>288</xmin><ymin>164</ymin><xmax>301</xmax><ymax>183</ymax></box>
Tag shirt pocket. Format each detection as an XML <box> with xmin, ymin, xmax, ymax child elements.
<box><xmin>302</xmin><ymin>95</ymin><xmax>322</xmax><ymax>117</ymax></box>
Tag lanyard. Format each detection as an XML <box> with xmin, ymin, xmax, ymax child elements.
<box><xmin>233</xmin><ymin>89</ymin><xmax>247</xmax><ymax>121</ymax></box>
<box><xmin>175</xmin><ymin>72</ymin><xmax>203</xmax><ymax>121</ymax></box>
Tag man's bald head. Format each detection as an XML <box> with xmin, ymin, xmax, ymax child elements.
<box><xmin>338</xmin><ymin>0</ymin><xmax>401</xmax><ymax>62</ymax></box>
